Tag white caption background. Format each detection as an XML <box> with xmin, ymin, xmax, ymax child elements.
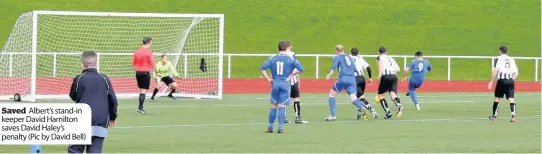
<box><xmin>0</xmin><ymin>103</ymin><xmax>91</xmax><ymax>145</ymax></box>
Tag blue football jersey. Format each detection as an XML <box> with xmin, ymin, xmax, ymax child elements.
<box><xmin>260</xmin><ymin>53</ymin><xmax>304</xmax><ymax>81</ymax></box>
<box><xmin>408</xmin><ymin>59</ymin><xmax>432</xmax><ymax>81</ymax></box>
<box><xmin>331</xmin><ymin>53</ymin><xmax>357</xmax><ymax>77</ymax></box>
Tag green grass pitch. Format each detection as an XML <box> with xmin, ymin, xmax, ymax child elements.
<box><xmin>0</xmin><ymin>0</ymin><xmax>540</xmax><ymax>80</ymax></box>
<box><xmin>1</xmin><ymin>92</ymin><xmax>540</xmax><ymax>153</ymax></box>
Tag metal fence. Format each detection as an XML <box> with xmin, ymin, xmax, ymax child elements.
<box><xmin>4</xmin><ymin>52</ymin><xmax>541</xmax><ymax>81</ymax></box>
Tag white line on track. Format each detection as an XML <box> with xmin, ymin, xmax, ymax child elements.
<box><xmin>115</xmin><ymin>100</ymin><xmax>506</xmax><ymax>109</ymax></box>
<box><xmin>115</xmin><ymin>117</ymin><xmax>539</xmax><ymax>129</ymax></box>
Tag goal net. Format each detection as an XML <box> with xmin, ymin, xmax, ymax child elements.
<box><xmin>0</xmin><ymin>11</ymin><xmax>224</xmax><ymax>102</ymax></box>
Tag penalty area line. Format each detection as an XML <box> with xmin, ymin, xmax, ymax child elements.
<box><xmin>114</xmin><ymin>117</ymin><xmax>539</xmax><ymax>129</ymax></box>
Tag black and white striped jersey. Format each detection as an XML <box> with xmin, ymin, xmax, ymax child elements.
<box><xmin>349</xmin><ymin>55</ymin><xmax>370</xmax><ymax>77</ymax></box>
<box><xmin>287</xmin><ymin>51</ymin><xmax>299</xmax><ymax>85</ymax></box>
<box><xmin>493</xmin><ymin>54</ymin><xmax>518</xmax><ymax>80</ymax></box>
<box><xmin>377</xmin><ymin>54</ymin><xmax>400</xmax><ymax>75</ymax></box>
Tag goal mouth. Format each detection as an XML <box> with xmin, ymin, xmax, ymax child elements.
<box><xmin>0</xmin><ymin>76</ymin><xmax>220</xmax><ymax>101</ymax></box>
<box><xmin>0</xmin><ymin>11</ymin><xmax>224</xmax><ymax>102</ymax></box>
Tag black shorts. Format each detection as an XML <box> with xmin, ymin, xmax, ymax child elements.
<box><xmin>290</xmin><ymin>83</ymin><xmax>300</xmax><ymax>98</ymax></box>
<box><xmin>136</xmin><ymin>71</ymin><xmax>151</xmax><ymax>89</ymax></box>
<box><xmin>159</xmin><ymin>76</ymin><xmax>175</xmax><ymax>86</ymax></box>
<box><xmin>378</xmin><ymin>75</ymin><xmax>398</xmax><ymax>94</ymax></box>
<box><xmin>356</xmin><ymin>76</ymin><xmax>366</xmax><ymax>98</ymax></box>
<box><xmin>494</xmin><ymin>79</ymin><xmax>515</xmax><ymax>99</ymax></box>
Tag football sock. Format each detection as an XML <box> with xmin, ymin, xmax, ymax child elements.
<box><xmin>169</xmin><ymin>89</ymin><xmax>176</xmax><ymax>96</ymax></box>
<box><xmin>409</xmin><ymin>90</ymin><xmax>418</xmax><ymax>105</ymax></box>
<box><xmin>293</xmin><ymin>101</ymin><xmax>301</xmax><ymax>118</ymax></box>
<box><xmin>393</xmin><ymin>97</ymin><xmax>402</xmax><ymax>108</ymax></box>
<box><xmin>151</xmin><ymin>88</ymin><xmax>159</xmax><ymax>99</ymax></box>
<box><xmin>352</xmin><ymin>99</ymin><xmax>364</xmax><ymax>110</ymax></box>
<box><xmin>492</xmin><ymin>102</ymin><xmax>499</xmax><ymax>117</ymax></box>
<box><xmin>360</xmin><ymin>98</ymin><xmax>375</xmax><ymax>112</ymax></box>
<box><xmin>360</xmin><ymin>98</ymin><xmax>370</xmax><ymax>108</ymax></box>
<box><xmin>284</xmin><ymin>107</ymin><xmax>287</xmax><ymax>119</ymax></box>
<box><xmin>268</xmin><ymin>108</ymin><xmax>277</xmax><ymax>129</ymax></box>
<box><xmin>138</xmin><ymin>93</ymin><xmax>145</xmax><ymax>110</ymax></box>
<box><xmin>278</xmin><ymin>107</ymin><xmax>286</xmax><ymax>130</ymax></box>
<box><xmin>380</xmin><ymin>99</ymin><xmax>390</xmax><ymax>114</ymax></box>
<box><xmin>510</xmin><ymin>103</ymin><xmax>516</xmax><ymax>117</ymax></box>
<box><xmin>328</xmin><ymin>97</ymin><xmax>337</xmax><ymax>117</ymax></box>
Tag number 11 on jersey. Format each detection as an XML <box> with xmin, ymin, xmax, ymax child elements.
<box><xmin>276</xmin><ymin>61</ymin><xmax>284</xmax><ymax>75</ymax></box>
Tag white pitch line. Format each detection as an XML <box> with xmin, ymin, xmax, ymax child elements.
<box><xmin>115</xmin><ymin>117</ymin><xmax>540</xmax><ymax>129</ymax></box>
<box><xmin>116</xmin><ymin>100</ymin><xmax>507</xmax><ymax>109</ymax></box>
<box><xmin>118</xmin><ymin>104</ymin><xmax>258</xmax><ymax>109</ymax></box>
<box><xmin>448</xmin><ymin>100</ymin><xmax>476</xmax><ymax>103</ymax></box>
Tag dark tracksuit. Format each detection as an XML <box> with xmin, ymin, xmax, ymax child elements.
<box><xmin>68</xmin><ymin>68</ymin><xmax>118</xmax><ymax>153</ymax></box>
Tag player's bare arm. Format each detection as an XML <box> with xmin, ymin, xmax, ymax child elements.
<box><xmin>260</xmin><ymin>70</ymin><xmax>272</xmax><ymax>82</ymax></box>
<box><xmin>296</xmin><ymin>73</ymin><xmax>301</xmax><ymax>88</ymax></box>
<box><xmin>326</xmin><ymin>70</ymin><xmax>334</xmax><ymax>80</ymax></box>
<box><xmin>378</xmin><ymin>59</ymin><xmax>384</xmax><ymax>79</ymax></box>
<box><xmin>327</xmin><ymin>56</ymin><xmax>339</xmax><ymax>80</ymax></box>
<box><xmin>291</xmin><ymin>68</ymin><xmax>300</xmax><ymax>84</ymax></box>
<box><xmin>366</xmin><ymin>67</ymin><xmax>373</xmax><ymax>84</ymax></box>
<box><xmin>288</xmin><ymin>60</ymin><xmax>304</xmax><ymax>81</ymax></box>
<box><xmin>403</xmin><ymin>68</ymin><xmax>410</xmax><ymax>82</ymax></box>
<box><xmin>513</xmin><ymin>63</ymin><xmax>519</xmax><ymax>80</ymax></box>
<box><xmin>286</xmin><ymin>69</ymin><xmax>301</xmax><ymax>81</ymax></box>
<box><xmin>488</xmin><ymin>68</ymin><xmax>498</xmax><ymax>90</ymax></box>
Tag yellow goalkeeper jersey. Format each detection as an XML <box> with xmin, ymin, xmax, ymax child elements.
<box><xmin>153</xmin><ymin>61</ymin><xmax>179</xmax><ymax>78</ymax></box>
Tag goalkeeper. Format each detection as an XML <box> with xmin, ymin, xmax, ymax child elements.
<box><xmin>150</xmin><ymin>54</ymin><xmax>181</xmax><ymax>100</ymax></box>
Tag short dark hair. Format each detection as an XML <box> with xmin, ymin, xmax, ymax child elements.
<box><xmin>351</xmin><ymin>47</ymin><xmax>359</xmax><ymax>56</ymax></box>
<box><xmin>415</xmin><ymin>51</ymin><xmax>423</xmax><ymax>57</ymax></box>
<box><xmin>161</xmin><ymin>54</ymin><xmax>167</xmax><ymax>58</ymax></box>
<box><xmin>278</xmin><ymin>40</ymin><xmax>292</xmax><ymax>51</ymax></box>
<box><xmin>142</xmin><ymin>37</ymin><xmax>152</xmax><ymax>45</ymax></box>
<box><xmin>499</xmin><ymin>46</ymin><xmax>508</xmax><ymax>54</ymax></box>
<box><xmin>81</xmin><ymin>50</ymin><xmax>97</xmax><ymax>68</ymax></box>
<box><xmin>378</xmin><ymin>47</ymin><xmax>387</xmax><ymax>54</ymax></box>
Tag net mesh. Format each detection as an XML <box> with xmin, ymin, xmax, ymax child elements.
<box><xmin>0</xmin><ymin>12</ymin><xmax>222</xmax><ymax>101</ymax></box>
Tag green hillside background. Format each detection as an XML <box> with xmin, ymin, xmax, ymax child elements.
<box><xmin>0</xmin><ymin>0</ymin><xmax>540</xmax><ymax>81</ymax></box>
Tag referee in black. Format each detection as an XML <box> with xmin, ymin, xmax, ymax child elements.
<box><xmin>68</xmin><ymin>50</ymin><xmax>118</xmax><ymax>153</ymax></box>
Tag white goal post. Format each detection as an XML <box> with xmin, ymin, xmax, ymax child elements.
<box><xmin>0</xmin><ymin>11</ymin><xmax>224</xmax><ymax>102</ymax></box>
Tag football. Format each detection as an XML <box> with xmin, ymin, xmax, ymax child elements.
<box><xmin>13</xmin><ymin>93</ymin><xmax>21</xmax><ymax>102</ymax></box>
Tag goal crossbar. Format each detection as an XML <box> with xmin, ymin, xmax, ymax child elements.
<box><xmin>33</xmin><ymin>10</ymin><xmax>224</xmax><ymax>18</ymax></box>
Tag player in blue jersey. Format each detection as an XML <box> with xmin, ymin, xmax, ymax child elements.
<box><xmin>403</xmin><ymin>51</ymin><xmax>432</xmax><ymax>111</ymax></box>
<box><xmin>260</xmin><ymin>40</ymin><xmax>304</xmax><ymax>133</ymax></box>
<box><xmin>324</xmin><ymin>45</ymin><xmax>366</xmax><ymax>121</ymax></box>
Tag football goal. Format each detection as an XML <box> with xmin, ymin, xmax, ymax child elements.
<box><xmin>0</xmin><ymin>11</ymin><xmax>224</xmax><ymax>102</ymax></box>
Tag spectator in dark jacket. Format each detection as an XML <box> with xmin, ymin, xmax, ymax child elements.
<box><xmin>68</xmin><ymin>50</ymin><xmax>118</xmax><ymax>153</ymax></box>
